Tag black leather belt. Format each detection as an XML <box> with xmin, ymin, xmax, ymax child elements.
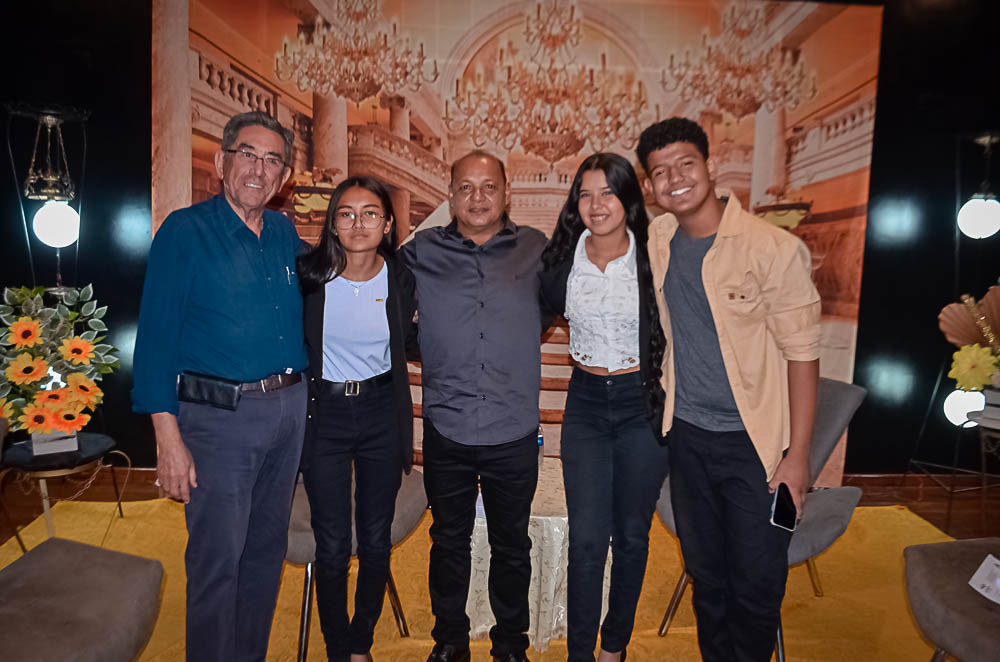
<box><xmin>241</xmin><ymin>372</ymin><xmax>302</xmax><ymax>393</ymax></box>
<box><xmin>324</xmin><ymin>371</ymin><xmax>392</xmax><ymax>397</ymax></box>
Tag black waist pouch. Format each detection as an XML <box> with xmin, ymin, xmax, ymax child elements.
<box><xmin>178</xmin><ymin>371</ymin><xmax>242</xmax><ymax>411</ymax></box>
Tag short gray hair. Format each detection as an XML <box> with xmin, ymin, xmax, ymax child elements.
<box><xmin>221</xmin><ymin>111</ymin><xmax>294</xmax><ymax>165</ymax></box>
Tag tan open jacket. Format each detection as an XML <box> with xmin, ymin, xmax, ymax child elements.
<box><xmin>648</xmin><ymin>195</ymin><xmax>822</xmax><ymax>480</ymax></box>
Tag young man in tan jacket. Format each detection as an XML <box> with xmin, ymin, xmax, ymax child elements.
<box><xmin>638</xmin><ymin>117</ymin><xmax>821</xmax><ymax>662</ymax></box>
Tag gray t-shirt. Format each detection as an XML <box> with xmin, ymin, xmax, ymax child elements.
<box><xmin>664</xmin><ymin>228</ymin><xmax>745</xmax><ymax>431</ymax></box>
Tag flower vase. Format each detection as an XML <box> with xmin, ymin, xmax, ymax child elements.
<box><xmin>30</xmin><ymin>431</ymin><xmax>79</xmax><ymax>456</ymax></box>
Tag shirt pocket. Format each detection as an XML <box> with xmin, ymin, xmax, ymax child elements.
<box><xmin>720</xmin><ymin>272</ymin><xmax>764</xmax><ymax>320</ymax></box>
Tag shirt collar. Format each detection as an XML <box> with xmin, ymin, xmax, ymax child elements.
<box><xmin>649</xmin><ymin>189</ymin><xmax>747</xmax><ymax>240</ymax></box>
<box><xmin>444</xmin><ymin>214</ymin><xmax>517</xmax><ymax>242</ymax></box>
<box><xmin>214</xmin><ymin>193</ymin><xmax>272</xmax><ymax>236</ymax></box>
<box><xmin>574</xmin><ymin>227</ymin><xmax>637</xmax><ymax>275</ymax></box>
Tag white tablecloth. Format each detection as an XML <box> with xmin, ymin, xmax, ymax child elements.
<box><xmin>466</xmin><ymin>458</ymin><xmax>611</xmax><ymax>651</ymax></box>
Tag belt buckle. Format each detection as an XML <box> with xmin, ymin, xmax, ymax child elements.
<box><xmin>344</xmin><ymin>380</ymin><xmax>360</xmax><ymax>397</ymax></box>
<box><xmin>259</xmin><ymin>377</ymin><xmax>270</xmax><ymax>393</ymax></box>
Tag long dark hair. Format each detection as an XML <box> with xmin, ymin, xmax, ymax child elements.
<box><xmin>542</xmin><ymin>153</ymin><xmax>666</xmax><ymax>416</ymax></box>
<box><xmin>297</xmin><ymin>176</ymin><xmax>397</xmax><ymax>292</ymax></box>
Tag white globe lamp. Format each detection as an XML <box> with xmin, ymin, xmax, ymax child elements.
<box><xmin>32</xmin><ymin>200</ymin><xmax>80</xmax><ymax>248</ymax></box>
<box><xmin>957</xmin><ymin>193</ymin><xmax>1000</xmax><ymax>239</ymax></box>
<box><xmin>942</xmin><ymin>388</ymin><xmax>985</xmax><ymax>427</ymax></box>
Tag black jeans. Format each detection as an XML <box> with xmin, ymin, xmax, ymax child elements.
<box><xmin>179</xmin><ymin>380</ymin><xmax>306</xmax><ymax>662</ymax></box>
<box><xmin>422</xmin><ymin>419</ymin><xmax>539</xmax><ymax>657</ymax></box>
<box><xmin>561</xmin><ymin>368</ymin><xmax>670</xmax><ymax>662</ymax></box>
<box><xmin>668</xmin><ymin>417</ymin><xmax>792</xmax><ymax>662</ymax></box>
<box><xmin>301</xmin><ymin>376</ymin><xmax>402</xmax><ymax>661</ymax></box>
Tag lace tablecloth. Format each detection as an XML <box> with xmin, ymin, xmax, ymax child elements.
<box><xmin>466</xmin><ymin>458</ymin><xmax>611</xmax><ymax>651</ymax></box>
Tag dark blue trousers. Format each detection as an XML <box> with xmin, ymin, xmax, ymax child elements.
<box><xmin>668</xmin><ymin>417</ymin><xmax>792</xmax><ymax>662</ymax></box>
<box><xmin>561</xmin><ymin>368</ymin><xmax>670</xmax><ymax>662</ymax></box>
<box><xmin>301</xmin><ymin>376</ymin><xmax>402</xmax><ymax>661</ymax></box>
<box><xmin>178</xmin><ymin>380</ymin><xmax>306</xmax><ymax>662</ymax></box>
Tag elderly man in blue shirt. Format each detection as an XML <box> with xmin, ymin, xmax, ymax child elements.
<box><xmin>133</xmin><ymin>111</ymin><xmax>308</xmax><ymax>662</ymax></box>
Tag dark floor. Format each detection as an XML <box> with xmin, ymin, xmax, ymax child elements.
<box><xmin>2</xmin><ymin>467</ymin><xmax>998</xmax><ymax>548</ymax></box>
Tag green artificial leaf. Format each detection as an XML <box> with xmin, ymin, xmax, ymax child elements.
<box><xmin>98</xmin><ymin>365</ymin><xmax>113</xmax><ymax>375</ymax></box>
<box><xmin>36</xmin><ymin>308</ymin><xmax>56</xmax><ymax>323</ymax></box>
<box><xmin>94</xmin><ymin>344</ymin><xmax>113</xmax><ymax>354</ymax></box>
<box><xmin>0</xmin><ymin>305</ymin><xmax>12</xmax><ymax>316</ymax></box>
<box><xmin>81</xmin><ymin>330</ymin><xmax>98</xmax><ymax>341</ymax></box>
<box><xmin>56</xmin><ymin>303</ymin><xmax>71</xmax><ymax>319</ymax></box>
<box><xmin>62</xmin><ymin>289</ymin><xmax>79</xmax><ymax>306</ymax></box>
<box><xmin>79</xmin><ymin>283</ymin><xmax>94</xmax><ymax>302</ymax></box>
<box><xmin>88</xmin><ymin>319</ymin><xmax>107</xmax><ymax>332</ymax></box>
<box><xmin>0</xmin><ymin>382</ymin><xmax>10</xmax><ymax>398</ymax></box>
<box><xmin>81</xmin><ymin>300</ymin><xmax>97</xmax><ymax>317</ymax></box>
<box><xmin>93</xmin><ymin>305</ymin><xmax>107</xmax><ymax>320</ymax></box>
<box><xmin>9</xmin><ymin>397</ymin><xmax>27</xmax><ymax>409</ymax></box>
<box><xmin>67</xmin><ymin>311</ymin><xmax>79</xmax><ymax>322</ymax></box>
<box><xmin>0</xmin><ymin>314</ymin><xmax>13</xmax><ymax>327</ymax></box>
<box><xmin>2</xmin><ymin>289</ymin><xmax>15</xmax><ymax>306</ymax></box>
<box><xmin>22</xmin><ymin>296</ymin><xmax>36</xmax><ymax>317</ymax></box>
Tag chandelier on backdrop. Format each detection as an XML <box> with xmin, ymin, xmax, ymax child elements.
<box><xmin>274</xmin><ymin>0</ymin><xmax>438</xmax><ymax>105</ymax></box>
<box><xmin>445</xmin><ymin>1</ymin><xmax>648</xmax><ymax>166</ymax></box>
<box><xmin>662</xmin><ymin>0</ymin><xmax>816</xmax><ymax>121</ymax></box>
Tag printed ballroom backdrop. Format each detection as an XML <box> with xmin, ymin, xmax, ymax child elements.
<box><xmin>151</xmin><ymin>0</ymin><xmax>883</xmax><ymax>484</ymax></box>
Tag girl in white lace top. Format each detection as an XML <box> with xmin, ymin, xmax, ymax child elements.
<box><xmin>539</xmin><ymin>153</ymin><xmax>669</xmax><ymax>662</ymax></box>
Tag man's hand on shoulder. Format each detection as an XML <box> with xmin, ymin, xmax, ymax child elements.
<box><xmin>768</xmin><ymin>452</ymin><xmax>809</xmax><ymax>517</ymax></box>
<box><xmin>151</xmin><ymin>412</ymin><xmax>198</xmax><ymax>503</ymax></box>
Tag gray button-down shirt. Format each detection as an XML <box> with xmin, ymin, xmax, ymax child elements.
<box><xmin>400</xmin><ymin>217</ymin><xmax>547</xmax><ymax>445</ymax></box>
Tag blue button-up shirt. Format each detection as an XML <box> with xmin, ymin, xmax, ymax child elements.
<box><xmin>400</xmin><ymin>217</ymin><xmax>547</xmax><ymax>446</ymax></box>
<box><xmin>132</xmin><ymin>194</ymin><xmax>308</xmax><ymax>415</ymax></box>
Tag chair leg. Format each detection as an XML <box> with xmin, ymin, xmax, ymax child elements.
<box><xmin>805</xmin><ymin>558</ymin><xmax>824</xmax><ymax>597</ymax></box>
<box><xmin>297</xmin><ymin>561</ymin><xmax>315</xmax><ymax>662</ymax></box>
<box><xmin>775</xmin><ymin>617</ymin><xmax>786</xmax><ymax>662</ymax></box>
<box><xmin>0</xmin><ymin>469</ymin><xmax>27</xmax><ymax>553</ymax></box>
<box><xmin>385</xmin><ymin>567</ymin><xmax>410</xmax><ymax>637</ymax></box>
<box><xmin>930</xmin><ymin>648</ymin><xmax>950</xmax><ymax>662</ymax></box>
<box><xmin>658</xmin><ymin>570</ymin><xmax>690</xmax><ymax>637</ymax></box>
<box><xmin>108</xmin><ymin>463</ymin><xmax>124</xmax><ymax>518</ymax></box>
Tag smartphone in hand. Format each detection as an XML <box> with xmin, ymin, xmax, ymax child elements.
<box><xmin>770</xmin><ymin>482</ymin><xmax>798</xmax><ymax>532</ymax></box>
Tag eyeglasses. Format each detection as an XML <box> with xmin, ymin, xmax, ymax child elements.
<box><xmin>334</xmin><ymin>209</ymin><xmax>386</xmax><ymax>228</ymax></box>
<box><xmin>224</xmin><ymin>149</ymin><xmax>286</xmax><ymax>172</ymax></box>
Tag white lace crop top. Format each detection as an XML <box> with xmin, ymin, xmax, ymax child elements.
<box><xmin>564</xmin><ymin>229</ymin><xmax>641</xmax><ymax>371</ymax></box>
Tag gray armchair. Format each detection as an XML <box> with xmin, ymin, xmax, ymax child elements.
<box><xmin>904</xmin><ymin>538</ymin><xmax>1000</xmax><ymax>662</ymax></box>
<box><xmin>656</xmin><ymin>377</ymin><xmax>867</xmax><ymax>661</ymax></box>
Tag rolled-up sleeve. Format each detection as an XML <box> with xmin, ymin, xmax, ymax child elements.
<box><xmin>763</xmin><ymin>237</ymin><xmax>821</xmax><ymax>362</ymax></box>
<box><xmin>131</xmin><ymin>216</ymin><xmax>190</xmax><ymax>415</ymax></box>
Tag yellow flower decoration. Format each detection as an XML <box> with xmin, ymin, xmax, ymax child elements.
<box><xmin>66</xmin><ymin>372</ymin><xmax>103</xmax><ymax>408</ymax></box>
<box><xmin>1</xmin><ymin>397</ymin><xmax>13</xmax><ymax>421</ymax></box>
<box><xmin>948</xmin><ymin>343</ymin><xmax>999</xmax><ymax>391</ymax></box>
<box><xmin>59</xmin><ymin>337</ymin><xmax>95</xmax><ymax>366</ymax></box>
<box><xmin>7</xmin><ymin>317</ymin><xmax>42</xmax><ymax>348</ymax></box>
<box><xmin>34</xmin><ymin>388</ymin><xmax>69</xmax><ymax>407</ymax></box>
<box><xmin>18</xmin><ymin>404</ymin><xmax>56</xmax><ymax>434</ymax></box>
<box><xmin>5</xmin><ymin>353</ymin><xmax>48</xmax><ymax>385</ymax></box>
<box><xmin>50</xmin><ymin>404</ymin><xmax>91</xmax><ymax>434</ymax></box>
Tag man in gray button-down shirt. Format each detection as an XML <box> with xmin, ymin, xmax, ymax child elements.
<box><xmin>400</xmin><ymin>151</ymin><xmax>547</xmax><ymax>662</ymax></box>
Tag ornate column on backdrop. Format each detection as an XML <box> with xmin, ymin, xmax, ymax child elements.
<box><xmin>311</xmin><ymin>92</ymin><xmax>348</xmax><ymax>185</ymax></box>
<box><xmin>750</xmin><ymin>107</ymin><xmax>788</xmax><ymax>210</ymax></box>
<box><xmin>383</xmin><ymin>95</ymin><xmax>412</xmax><ymax>240</ymax></box>
<box><xmin>151</xmin><ymin>0</ymin><xmax>191</xmax><ymax>233</ymax></box>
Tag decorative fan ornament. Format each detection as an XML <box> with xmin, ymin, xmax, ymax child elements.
<box><xmin>938</xmin><ymin>285</ymin><xmax>1000</xmax><ymax>349</ymax></box>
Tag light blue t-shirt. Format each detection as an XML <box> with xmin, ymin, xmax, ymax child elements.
<box><xmin>321</xmin><ymin>262</ymin><xmax>391</xmax><ymax>381</ymax></box>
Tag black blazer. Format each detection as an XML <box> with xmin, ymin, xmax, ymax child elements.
<box><xmin>302</xmin><ymin>254</ymin><xmax>417</xmax><ymax>472</ymax></box>
<box><xmin>539</xmin><ymin>253</ymin><xmax>667</xmax><ymax>443</ymax></box>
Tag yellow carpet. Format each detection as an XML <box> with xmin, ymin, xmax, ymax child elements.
<box><xmin>0</xmin><ymin>500</ymin><xmax>949</xmax><ymax>661</ymax></box>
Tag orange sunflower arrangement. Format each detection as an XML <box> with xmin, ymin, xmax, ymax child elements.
<box><xmin>0</xmin><ymin>284</ymin><xmax>119</xmax><ymax>437</ymax></box>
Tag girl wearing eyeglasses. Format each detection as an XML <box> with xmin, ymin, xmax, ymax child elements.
<box><xmin>296</xmin><ymin>176</ymin><xmax>416</xmax><ymax>662</ymax></box>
